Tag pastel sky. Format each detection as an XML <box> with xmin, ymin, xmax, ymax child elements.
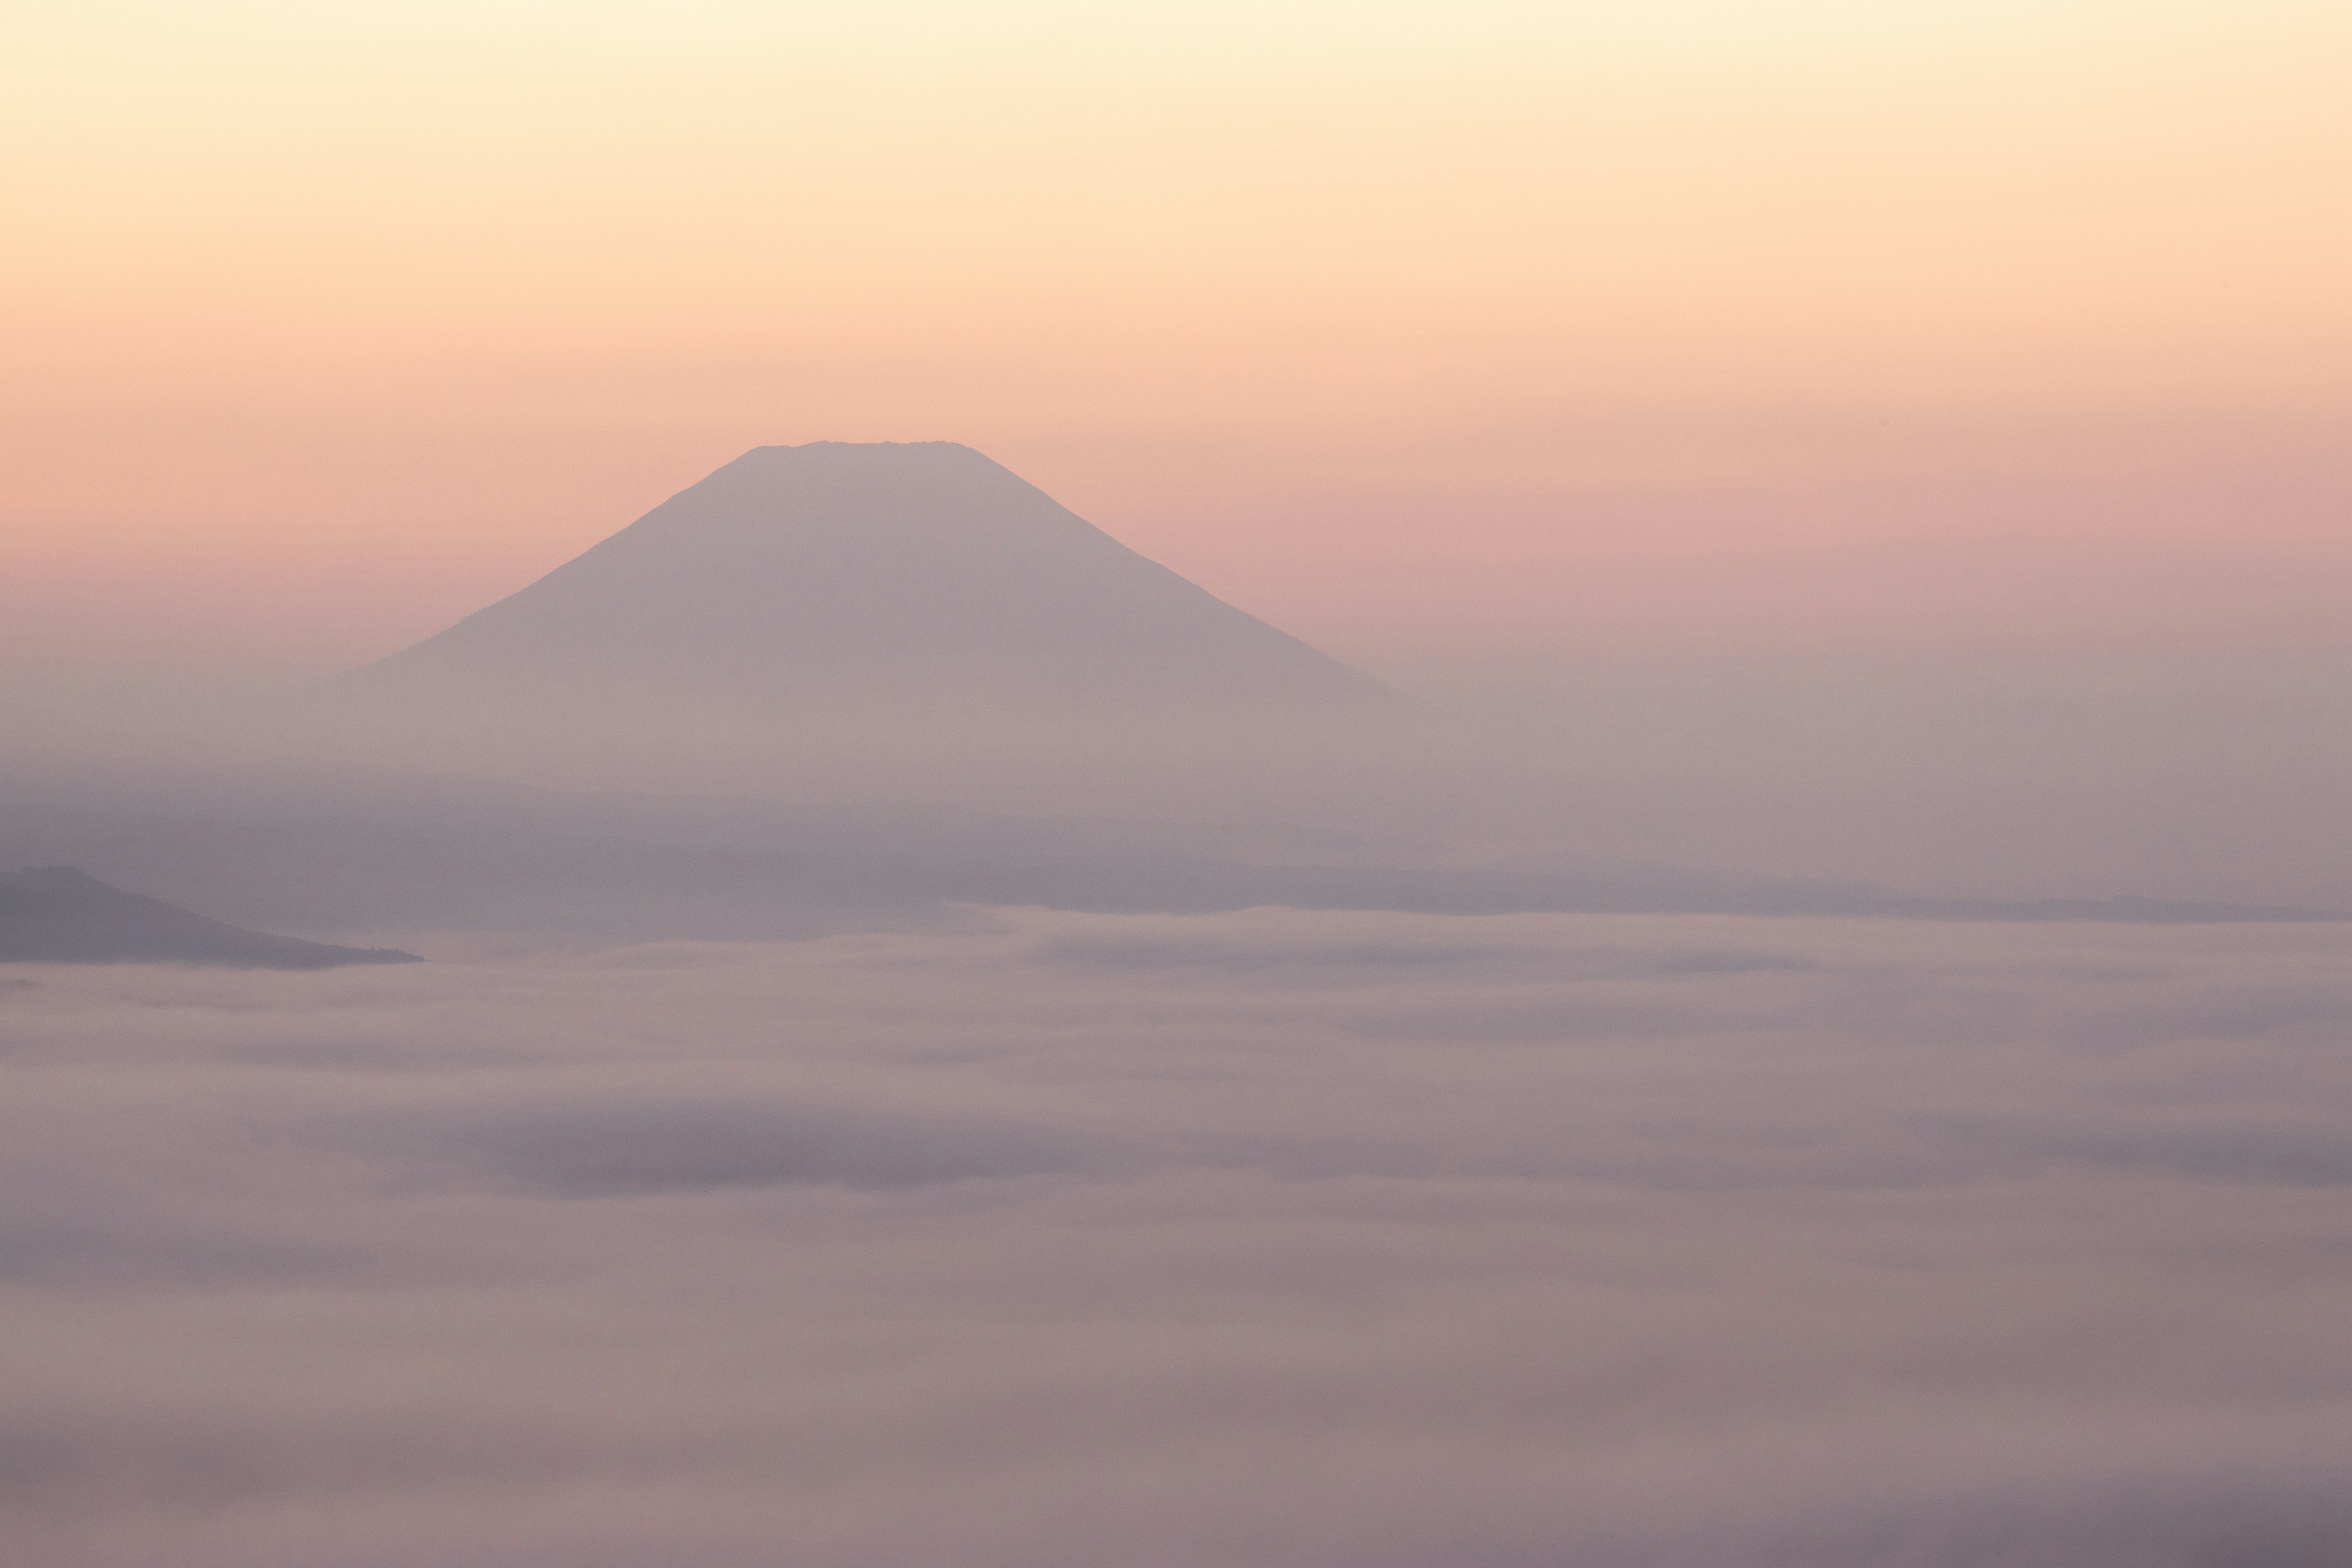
<box><xmin>6</xmin><ymin>0</ymin><xmax>2348</xmax><ymax>677</ymax></box>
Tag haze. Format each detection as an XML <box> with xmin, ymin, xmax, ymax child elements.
<box><xmin>3</xmin><ymin>4</ymin><xmax>2348</xmax><ymax>1565</ymax></box>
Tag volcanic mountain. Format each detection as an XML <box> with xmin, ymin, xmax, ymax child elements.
<box><xmin>337</xmin><ymin>443</ymin><xmax>1392</xmax><ymax>724</ymax></box>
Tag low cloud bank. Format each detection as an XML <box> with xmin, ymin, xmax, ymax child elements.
<box><xmin>1</xmin><ymin>908</ymin><xmax>2346</xmax><ymax>1566</ymax></box>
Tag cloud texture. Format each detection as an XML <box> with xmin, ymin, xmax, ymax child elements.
<box><xmin>1</xmin><ymin>907</ymin><xmax>2348</xmax><ymax>1566</ymax></box>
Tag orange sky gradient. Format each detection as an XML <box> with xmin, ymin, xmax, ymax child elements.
<box><xmin>5</xmin><ymin>0</ymin><xmax>2348</xmax><ymax>684</ymax></box>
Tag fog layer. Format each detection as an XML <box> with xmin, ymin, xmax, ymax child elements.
<box><xmin>4</xmin><ymin>907</ymin><xmax>2347</xmax><ymax>1566</ymax></box>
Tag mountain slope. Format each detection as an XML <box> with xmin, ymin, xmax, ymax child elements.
<box><xmin>0</xmin><ymin>867</ymin><xmax>421</xmax><ymax>968</ymax></box>
<box><xmin>337</xmin><ymin>442</ymin><xmax>1392</xmax><ymax>719</ymax></box>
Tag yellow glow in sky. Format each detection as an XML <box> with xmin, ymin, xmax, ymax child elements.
<box><xmin>4</xmin><ymin>0</ymin><xmax>2348</xmax><ymax>671</ymax></box>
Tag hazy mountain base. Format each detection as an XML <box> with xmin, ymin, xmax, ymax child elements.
<box><xmin>0</xmin><ymin>764</ymin><xmax>2334</xmax><ymax>949</ymax></box>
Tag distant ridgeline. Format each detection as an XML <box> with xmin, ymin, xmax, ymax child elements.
<box><xmin>0</xmin><ymin>867</ymin><xmax>420</xmax><ymax>969</ymax></box>
<box><xmin>333</xmin><ymin>442</ymin><xmax>1396</xmax><ymax>726</ymax></box>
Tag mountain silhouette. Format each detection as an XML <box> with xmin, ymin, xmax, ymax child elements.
<box><xmin>0</xmin><ymin>867</ymin><xmax>421</xmax><ymax>969</ymax></box>
<box><xmin>337</xmin><ymin>442</ymin><xmax>1392</xmax><ymax>722</ymax></box>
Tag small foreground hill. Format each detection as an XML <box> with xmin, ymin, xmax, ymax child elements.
<box><xmin>0</xmin><ymin>867</ymin><xmax>421</xmax><ymax>969</ymax></box>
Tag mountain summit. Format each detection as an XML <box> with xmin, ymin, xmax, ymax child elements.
<box><xmin>339</xmin><ymin>443</ymin><xmax>1390</xmax><ymax>723</ymax></box>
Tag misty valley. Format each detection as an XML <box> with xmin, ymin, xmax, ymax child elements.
<box><xmin>5</xmin><ymin>444</ymin><xmax>2348</xmax><ymax>1567</ymax></box>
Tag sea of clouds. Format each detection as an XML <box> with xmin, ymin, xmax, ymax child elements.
<box><xmin>2</xmin><ymin>907</ymin><xmax>2348</xmax><ymax>1567</ymax></box>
